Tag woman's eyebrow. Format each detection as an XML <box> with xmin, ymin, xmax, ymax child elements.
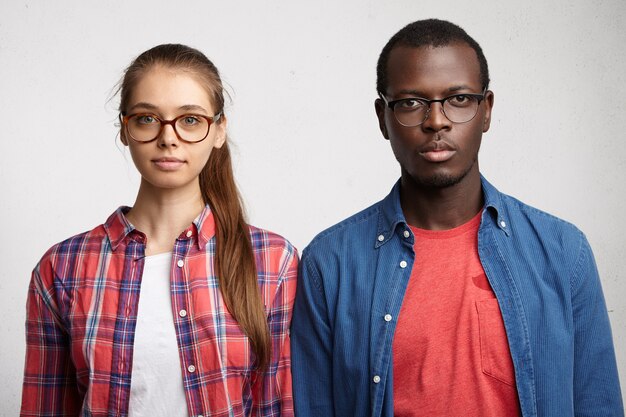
<box><xmin>178</xmin><ymin>104</ymin><xmax>209</xmax><ymax>114</ymax></box>
<box><xmin>127</xmin><ymin>102</ymin><xmax>158</xmax><ymax>112</ymax></box>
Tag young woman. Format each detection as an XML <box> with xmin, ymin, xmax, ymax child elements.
<box><xmin>21</xmin><ymin>44</ymin><xmax>297</xmax><ymax>417</ymax></box>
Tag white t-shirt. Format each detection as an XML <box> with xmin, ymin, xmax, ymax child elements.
<box><xmin>128</xmin><ymin>252</ymin><xmax>189</xmax><ymax>417</ymax></box>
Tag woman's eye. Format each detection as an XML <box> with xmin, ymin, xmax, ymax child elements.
<box><xmin>181</xmin><ymin>115</ymin><xmax>200</xmax><ymax>126</ymax></box>
<box><xmin>136</xmin><ymin>115</ymin><xmax>158</xmax><ymax>124</ymax></box>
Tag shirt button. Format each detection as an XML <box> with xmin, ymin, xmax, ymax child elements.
<box><xmin>187</xmin><ymin>365</ymin><xmax>196</xmax><ymax>373</ymax></box>
<box><xmin>177</xmin><ymin>259</ymin><xmax>184</xmax><ymax>268</ymax></box>
<box><xmin>500</xmin><ymin>220</ymin><xmax>507</xmax><ymax>228</ymax></box>
<box><xmin>179</xmin><ymin>309</ymin><xmax>187</xmax><ymax>318</ymax></box>
<box><xmin>186</xmin><ymin>230</ymin><xmax>193</xmax><ymax>238</ymax></box>
<box><xmin>384</xmin><ymin>314</ymin><xmax>392</xmax><ymax>322</ymax></box>
<box><xmin>373</xmin><ymin>375</ymin><xmax>381</xmax><ymax>384</ymax></box>
<box><xmin>377</xmin><ymin>234</ymin><xmax>385</xmax><ymax>242</ymax></box>
<box><xmin>399</xmin><ymin>260</ymin><xmax>407</xmax><ymax>268</ymax></box>
<box><xmin>403</xmin><ymin>230</ymin><xmax>410</xmax><ymax>238</ymax></box>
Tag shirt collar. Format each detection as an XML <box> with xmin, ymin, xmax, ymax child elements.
<box><xmin>480</xmin><ymin>175</ymin><xmax>510</xmax><ymax>236</ymax></box>
<box><xmin>376</xmin><ymin>180</ymin><xmax>407</xmax><ymax>248</ymax></box>
<box><xmin>103</xmin><ymin>205</ymin><xmax>217</xmax><ymax>251</ymax></box>
<box><xmin>376</xmin><ymin>175</ymin><xmax>509</xmax><ymax>247</ymax></box>
<box><xmin>103</xmin><ymin>207</ymin><xmax>136</xmax><ymax>251</ymax></box>
<box><xmin>193</xmin><ymin>204</ymin><xmax>217</xmax><ymax>250</ymax></box>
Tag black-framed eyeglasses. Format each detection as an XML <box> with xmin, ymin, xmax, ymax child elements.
<box><xmin>379</xmin><ymin>90</ymin><xmax>486</xmax><ymax>127</ymax></box>
<box><xmin>120</xmin><ymin>112</ymin><xmax>222</xmax><ymax>143</ymax></box>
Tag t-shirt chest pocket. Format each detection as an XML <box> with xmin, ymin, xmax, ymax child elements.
<box><xmin>475</xmin><ymin>298</ymin><xmax>517</xmax><ymax>386</ymax></box>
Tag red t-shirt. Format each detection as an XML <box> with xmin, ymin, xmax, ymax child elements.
<box><xmin>393</xmin><ymin>212</ymin><xmax>520</xmax><ymax>416</ymax></box>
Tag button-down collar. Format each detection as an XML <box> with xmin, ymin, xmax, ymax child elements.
<box><xmin>481</xmin><ymin>177</ymin><xmax>511</xmax><ymax>237</ymax></box>
<box><xmin>104</xmin><ymin>205</ymin><xmax>217</xmax><ymax>251</ymax></box>
<box><xmin>375</xmin><ymin>176</ymin><xmax>511</xmax><ymax>246</ymax></box>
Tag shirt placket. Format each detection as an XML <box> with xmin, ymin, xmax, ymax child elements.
<box><xmin>171</xmin><ymin>228</ymin><xmax>209</xmax><ymax>417</ymax></box>
<box><xmin>370</xmin><ymin>227</ymin><xmax>415</xmax><ymax>417</ymax></box>
<box><xmin>110</xmin><ymin>234</ymin><xmax>146</xmax><ymax>416</ymax></box>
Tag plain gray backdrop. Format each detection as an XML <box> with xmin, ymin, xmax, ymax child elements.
<box><xmin>1</xmin><ymin>0</ymin><xmax>625</xmax><ymax>414</ymax></box>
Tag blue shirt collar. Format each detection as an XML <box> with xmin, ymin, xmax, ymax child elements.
<box><xmin>376</xmin><ymin>175</ymin><xmax>509</xmax><ymax>247</ymax></box>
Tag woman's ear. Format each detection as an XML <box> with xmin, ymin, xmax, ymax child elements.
<box><xmin>120</xmin><ymin>130</ymin><xmax>129</xmax><ymax>146</ymax></box>
<box><xmin>214</xmin><ymin>114</ymin><xmax>227</xmax><ymax>149</ymax></box>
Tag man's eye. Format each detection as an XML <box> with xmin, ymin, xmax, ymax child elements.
<box><xmin>398</xmin><ymin>99</ymin><xmax>425</xmax><ymax>109</ymax></box>
<box><xmin>448</xmin><ymin>95</ymin><xmax>472</xmax><ymax>105</ymax></box>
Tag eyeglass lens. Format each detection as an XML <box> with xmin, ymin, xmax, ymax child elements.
<box><xmin>394</xmin><ymin>95</ymin><xmax>480</xmax><ymax>126</ymax></box>
<box><xmin>127</xmin><ymin>114</ymin><xmax>210</xmax><ymax>142</ymax></box>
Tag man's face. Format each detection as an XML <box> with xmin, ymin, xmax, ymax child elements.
<box><xmin>375</xmin><ymin>43</ymin><xmax>494</xmax><ymax>189</ymax></box>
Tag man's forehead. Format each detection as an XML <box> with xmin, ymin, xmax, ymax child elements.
<box><xmin>385</xmin><ymin>43</ymin><xmax>482</xmax><ymax>93</ymax></box>
<box><xmin>387</xmin><ymin>43</ymin><xmax>480</xmax><ymax>71</ymax></box>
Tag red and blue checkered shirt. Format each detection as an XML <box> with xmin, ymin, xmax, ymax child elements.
<box><xmin>21</xmin><ymin>206</ymin><xmax>297</xmax><ymax>417</ymax></box>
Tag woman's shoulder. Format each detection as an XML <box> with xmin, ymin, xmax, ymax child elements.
<box><xmin>246</xmin><ymin>224</ymin><xmax>299</xmax><ymax>274</ymax></box>
<box><xmin>36</xmin><ymin>209</ymin><xmax>124</xmax><ymax>272</ymax></box>
<box><xmin>247</xmin><ymin>224</ymin><xmax>298</xmax><ymax>253</ymax></box>
<box><xmin>40</xmin><ymin>225</ymin><xmax>107</xmax><ymax>261</ymax></box>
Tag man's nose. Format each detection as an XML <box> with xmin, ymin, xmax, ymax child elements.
<box><xmin>421</xmin><ymin>102</ymin><xmax>451</xmax><ymax>131</ymax></box>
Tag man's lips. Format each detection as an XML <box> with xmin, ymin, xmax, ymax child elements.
<box><xmin>152</xmin><ymin>157</ymin><xmax>185</xmax><ymax>170</ymax></box>
<box><xmin>418</xmin><ymin>140</ymin><xmax>456</xmax><ymax>163</ymax></box>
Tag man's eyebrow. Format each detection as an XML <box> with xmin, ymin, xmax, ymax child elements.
<box><xmin>396</xmin><ymin>89</ymin><xmax>426</xmax><ymax>97</ymax></box>
<box><xmin>447</xmin><ymin>85</ymin><xmax>474</xmax><ymax>93</ymax></box>
<box><xmin>395</xmin><ymin>85</ymin><xmax>476</xmax><ymax>97</ymax></box>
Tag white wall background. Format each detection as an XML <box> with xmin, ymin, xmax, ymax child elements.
<box><xmin>1</xmin><ymin>0</ymin><xmax>624</xmax><ymax>414</ymax></box>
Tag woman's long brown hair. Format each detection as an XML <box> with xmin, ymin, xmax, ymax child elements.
<box><xmin>118</xmin><ymin>44</ymin><xmax>270</xmax><ymax>370</ymax></box>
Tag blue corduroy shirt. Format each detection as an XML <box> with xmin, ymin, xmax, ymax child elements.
<box><xmin>291</xmin><ymin>176</ymin><xmax>623</xmax><ymax>417</ymax></box>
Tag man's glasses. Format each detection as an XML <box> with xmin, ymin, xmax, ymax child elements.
<box><xmin>379</xmin><ymin>91</ymin><xmax>486</xmax><ymax>127</ymax></box>
<box><xmin>120</xmin><ymin>112</ymin><xmax>222</xmax><ymax>143</ymax></box>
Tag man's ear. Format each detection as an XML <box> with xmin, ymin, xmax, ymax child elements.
<box><xmin>482</xmin><ymin>90</ymin><xmax>494</xmax><ymax>133</ymax></box>
<box><xmin>374</xmin><ymin>98</ymin><xmax>389</xmax><ymax>139</ymax></box>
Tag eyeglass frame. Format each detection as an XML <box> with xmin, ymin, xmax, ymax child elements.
<box><xmin>378</xmin><ymin>89</ymin><xmax>487</xmax><ymax>127</ymax></box>
<box><xmin>120</xmin><ymin>112</ymin><xmax>222</xmax><ymax>143</ymax></box>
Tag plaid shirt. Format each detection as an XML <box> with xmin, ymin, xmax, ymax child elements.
<box><xmin>22</xmin><ymin>206</ymin><xmax>297</xmax><ymax>417</ymax></box>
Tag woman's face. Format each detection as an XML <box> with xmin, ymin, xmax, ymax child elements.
<box><xmin>122</xmin><ymin>66</ymin><xmax>226</xmax><ymax>194</ymax></box>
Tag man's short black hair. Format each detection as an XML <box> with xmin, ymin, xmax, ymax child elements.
<box><xmin>376</xmin><ymin>19</ymin><xmax>490</xmax><ymax>94</ymax></box>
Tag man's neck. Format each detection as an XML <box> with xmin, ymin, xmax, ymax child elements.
<box><xmin>399</xmin><ymin>171</ymin><xmax>483</xmax><ymax>230</ymax></box>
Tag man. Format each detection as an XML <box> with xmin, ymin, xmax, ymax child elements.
<box><xmin>291</xmin><ymin>19</ymin><xmax>623</xmax><ymax>416</ymax></box>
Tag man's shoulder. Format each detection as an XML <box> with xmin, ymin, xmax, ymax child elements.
<box><xmin>500</xmin><ymin>191</ymin><xmax>582</xmax><ymax>234</ymax></box>
<box><xmin>483</xmin><ymin>177</ymin><xmax>582</xmax><ymax>234</ymax></box>
<box><xmin>494</xmin><ymin>189</ymin><xmax>589</xmax><ymax>260</ymax></box>
<box><xmin>304</xmin><ymin>200</ymin><xmax>383</xmax><ymax>256</ymax></box>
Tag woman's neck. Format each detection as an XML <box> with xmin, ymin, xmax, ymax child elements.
<box><xmin>126</xmin><ymin>179</ymin><xmax>205</xmax><ymax>256</ymax></box>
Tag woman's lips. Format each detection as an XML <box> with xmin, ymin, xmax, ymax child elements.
<box><xmin>152</xmin><ymin>158</ymin><xmax>185</xmax><ymax>170</ymax></box>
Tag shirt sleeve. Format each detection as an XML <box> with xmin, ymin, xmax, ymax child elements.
<box><xmin>21</xmin><ymin>262</ymin><xmax>82</xmax><ymax>416</ymax></box>
<box><xmin>290</xmin><ymin>251</ymin><xmax>335</xmax><ymax>417</ymax></box>
<box><xmin>571</xmin><ymin>233</ymin><xmax>624</xmax><ymax>416</ymax></box>
<box><xmin>252</xmin><ymin>247</ymin><xmax>298</xmax><ymax>416</ymax></box>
